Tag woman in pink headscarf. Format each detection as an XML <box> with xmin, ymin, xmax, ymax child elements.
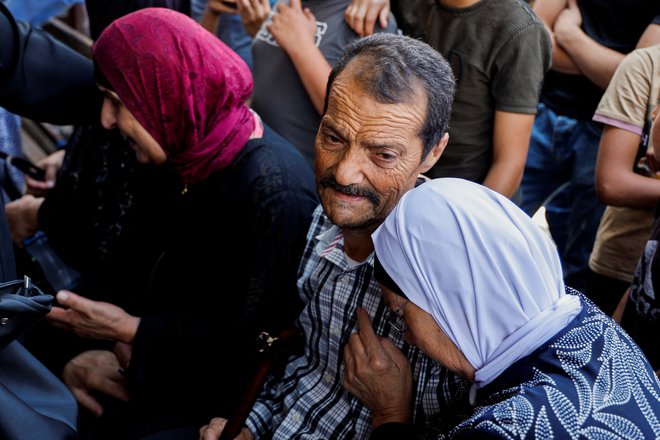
<box><xmin>45</xmin><ymin>8</ymin><xmax>318</xmax><ymax>439</ymax></box>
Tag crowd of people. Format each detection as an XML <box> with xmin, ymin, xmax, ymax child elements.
<box><xmin>0</xmin><ymin>0</ymin><xmax>658</xmax><ymax>439</ymax></box>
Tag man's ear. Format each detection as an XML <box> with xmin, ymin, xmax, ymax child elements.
<box><xmin>418</xmin><ymin>132</ymin><xmax>449</xmax><ymax>174</ymax></box>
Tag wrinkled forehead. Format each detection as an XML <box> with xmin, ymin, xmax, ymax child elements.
<box><xmin>323</xmin><ymin>74</ymin><xmax>427</xmax><ymax>150</ymax></box>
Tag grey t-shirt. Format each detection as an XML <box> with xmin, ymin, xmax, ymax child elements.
<box><xmin>399</xmin><ymin>0</ymin><xmax>551</xmax><ymax>182</ymax></box>
<box><xmin>251</xmin><ymin>0</ymin><xmax>397</xmax><ymax>166</ymax></box>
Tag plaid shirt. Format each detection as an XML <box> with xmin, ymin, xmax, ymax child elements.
<box><xmin>247</xmin><ymin>205</ymin><xmax>468</xmax><ymax>439</ymax></box>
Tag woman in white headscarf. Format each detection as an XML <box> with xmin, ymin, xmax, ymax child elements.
<box><xmin>343</xmin><ymin>178</ymin><xmax>660</xmax><ymax>439</ymax></box>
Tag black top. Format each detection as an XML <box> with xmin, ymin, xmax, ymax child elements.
<box><xmin>27</xmin><ymin>125</ymin><xmax>318</xmax><ymax>437</ymax></box>
<box><xmin>541</xmin><ymin>0</ymin><xmax>660</xmax><ymax>120</ymax></box>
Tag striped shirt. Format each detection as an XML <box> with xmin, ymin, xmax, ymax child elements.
<box><xmin>246</xmin><ymin>205</ymin><xmax>468</xmax><ymax>439</ymax></box>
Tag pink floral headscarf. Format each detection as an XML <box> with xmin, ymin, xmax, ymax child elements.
<box><xmin>93</xmin><ymin>8</ymin><xmax>255</xmax><ymax>184</ymax></box>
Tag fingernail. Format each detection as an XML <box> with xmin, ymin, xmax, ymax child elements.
<box><xmin>56</xmin><ymin>291</ymin><xmax>68</xmax><ymax>302</ymax></box>
<box><xmin>46</xmin><ymin>181</ymin><xmax>55</xmax><ymax>188</ymax></box>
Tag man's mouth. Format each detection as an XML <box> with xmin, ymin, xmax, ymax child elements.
<box><xmin>319</xmin><ymin>176</ymin><xmax>380</xmax><ymax>205</ymax></box>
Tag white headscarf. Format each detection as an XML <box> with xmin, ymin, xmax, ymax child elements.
<box><xmin>372</xmin><ymin>178</ymin><xmax>582</xmax><ymax>397</ymax></box>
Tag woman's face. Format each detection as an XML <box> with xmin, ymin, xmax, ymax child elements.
<box><xmin>99</xmin><ymin>88</ymin><xmax>168</xmax><ymax>165</ymax></box>
<box><xmin>380</xmin><ymin>284</ymin><xmax>475</xmax><ymax>381</ymax></box>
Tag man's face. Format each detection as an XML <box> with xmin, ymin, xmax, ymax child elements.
<box><xmin>315</xmin><ymin>71</ymin><xmax>444</xmax><ymax>232</ymax></box>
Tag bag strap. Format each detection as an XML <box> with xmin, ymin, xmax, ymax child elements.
<box><xmin>219</xmin><ymin>328</ymin><xmax>303</xmax><ymax>440</ymax></box>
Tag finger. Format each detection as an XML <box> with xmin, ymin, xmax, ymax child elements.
<box><xmin>344</xmin><ymin>5</ymin><xmax>356</xmax><ymax>30</ymax></box>
<box><xmin>56</xmin><ymin>290</ymin><xmax>91</xmax><ymax>313</ymax></box>
<box><xmin>353</xmin><ymin>4</ymin><xmax>368</xmax><ymax>36</ymax></box>
<box><xmin>303</xmin><ymin>7</ymin><xmax>315</xmax><ymax>22</ymax></box>
<box><xmin>363</xmin><ymin>6</ymin><xmax>380</xmax><ymax>35</ymax></box>
<box><xmin>25</xmin><ymin>178</ymin><xmax>51</xmax><ymax>194</ymax></box>
<box><xmin>72</xmin><ymin>388</ymin><xmax>104</xmax><ymax>417</ymax></box>
<box><xmin>43</xmin><ymin>163</ymin><xmax>58</xmax><ymax>187</ymax></box>
<box><xmin>378</xmin><ymin>5</ymin><xmax>389</xmax><ymax>29</ymax></box>
<box><xmin>202</xmin><ymin>418</ymin><xmax>227</xmax><ymax>440</ymax></box>
<box><xmin>356</xmin><ymin>308</ymin><xmax>381</xmax><ymax>355</ymax></box>
<box><xmin>45</xmin><ymin>306</ymin><xmax>69</xmax><ymax>326</ymax></box>
<box><xmin>275</xmin><ymin>1</ymin><xmax>287</xmax><ymax>12</ymax></box>
<box><xmin>102</xmin><ymin>379</ymin><xmax>131</xmax><ymax>402</ymax></box>
<box><xmin>379</xmin><ymin>337</ymin><xmax>409</xmax><ymax>366</ymax></box>
<box><xmin>289</xmin><ymin>0</ymin><xmax>302</xmax><ymax>11</ymax></box>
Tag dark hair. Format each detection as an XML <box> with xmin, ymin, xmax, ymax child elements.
<box><xmin>325</xmin><ymin>33</ymin><xmax>456</xmax><ymax>158</ymax></box>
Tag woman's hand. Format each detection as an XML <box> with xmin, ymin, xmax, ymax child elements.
<box><xmin>198</xmin><ymin>417</ymin><xmax>254</xmax><ymax>440</ymax></box>
<box><xmin>343</xmin><ymin>308</ymin><xmax>413</xmax><ymax>428</ymax></box>
<box><xmin>25</xmin><ymin>149</ymin><xmax>65</xmax><ymax>196</ymax></box>
<box><xmin>62</xmin><ymin>350</ymin><xmax>130</xmax><ymax>417</ymax></box>
<box><xmin>5</xmin><ymin>194</ymin><xmax>43</xmax><ymax>246</ymax></box>
<box><xmin>47</xmin><ymin>290</ymin><xmax>140</xmax><ymax>344</ymax></box>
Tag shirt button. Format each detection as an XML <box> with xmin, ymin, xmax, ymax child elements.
<box><xmin>323</xmin><ymin>373</ymin><xmax>333</xmax><ymax>383</ymax></box>
<box><xmin>291</xmin><ymin>410</ymin><xmax>301</xmax><ymax>422</ymax></box>
<box><xmin>331</xmin><ymin>326</ymin><xmax>341</xmax><ymax>337</ymax></box>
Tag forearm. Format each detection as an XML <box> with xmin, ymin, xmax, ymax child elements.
<box><xmin>484</xmin><ymin>111</ymin><xmax>533</xmax><ymax>198</ymax></box>
<box><xmin>286</xmin><ymin>42</ymin><xmax>332</xmax><ymax>115</ymax></box>
<box><xmin>545</xmin><ymin>24</ymin><xmax>581</xmax><ymax>74</ymax></box>
<box><xmin>532</xmin><ymin>0</ymin><xmax>580</xmax><ymax>74</ymax></box>
<box><xmin>595</xmin><ymin>127</ymin><xmax>660</xmax><ymax>209</ymax></box>
<box><xmin>596</xmin><ymin>171</ymin><xmax>660</xmax><ymax>209</ymax></box>
<box><xmin>482</xmin><ymin>159</ymin><xmax>526</xmax><ymax>199</ymax></box>
<box><xmin>557</xmin><ymin>28</ymin><xmax>624</xmax><ymax>90</ymax></box>
<box><xmin>200</xmin><ymin>8</ymin><xmax>221</xmax><ymax>33</ymax></box>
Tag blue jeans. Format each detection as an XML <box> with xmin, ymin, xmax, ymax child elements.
<box><xmin>521</xmin><ymin>103</ymin><xmax>605</xmax><ymax>292</ymax></box>
<box><xmin>217</xmin><ymin>14</ymin><xmax>254</xmax><ymax>70</ymax></box>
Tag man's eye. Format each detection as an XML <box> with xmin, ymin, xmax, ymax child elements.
<box><xmin>325</xmin><ymin>133</ymin><xmax>341</xmax><ymax>144</ymax></box>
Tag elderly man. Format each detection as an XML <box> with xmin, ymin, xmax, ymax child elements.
<box><xmin>201</xmin><ymin>33</ymin><xmax>466</xmax><ymax>440</ymax></box>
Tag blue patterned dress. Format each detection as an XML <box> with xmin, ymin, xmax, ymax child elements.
<box><xmin>372</xmin><ymin>291</ymin><xmax>660</xmax><ymax>439</ymax></box>
<box><xmin>450</xmin><ymin>292</ymin><xmax>660</xmax><ymax>439</ymax></box>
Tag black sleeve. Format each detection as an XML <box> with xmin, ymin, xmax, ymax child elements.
<box><xmin>0</xmin><ymin>3</ymin><xmax>101</xmax><ymax>125</ymax></box>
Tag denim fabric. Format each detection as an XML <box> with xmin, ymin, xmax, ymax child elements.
<box><xmin>0</xmin><ymin>108</ymin><xmax>23</xmax><ymax>198</ymax></box>
<box><xmin>4</xmin><ymin>0</ymin><xmax>82</xmax><ymax>25</ymax></box>
<box><xmin>521</xmin><ymin>103</ymin><xmax>605</xmax><ymax>292</ymax></box>
<box><xmin>217</xmin><ymin>13</ymin><xmax>253</xmax><ymax>69</ymax></box>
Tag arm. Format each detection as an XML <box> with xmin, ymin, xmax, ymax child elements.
<box><xmin>482</xmin><ymin>111</ymin><xmax>535</xmax><ymax>198</ymax></box>
<box><xmin>594</xmin><ymin>126</ymin><xmax>660</xmax><ymax>209</ymax></box>
<box><xmin>554</xmin><ymin>2</ymin><xmax>660</xmax><ymax>89</ymax></box>
<box><xmin>611</xmin><ymin>287</ymin><xmax>630</xmax><ymax>323</ymax></box>
<box><xmin>267</xmin><ymin>0</ymin><xmax>330</xmax><ymax>115</ymax></box>
<box><xmin>199</xmin><ymin>0</ymin><xmax>239</xmax><ymax>34</ymax></box>
<box><xmin>533</xmin><ymin>0</ymin><xmax>581</xmax><ymax>74</ymax></box>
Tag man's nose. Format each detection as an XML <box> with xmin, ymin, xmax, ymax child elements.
<box><xmin>334</xmin><ymin>147</ymin><xmax>366</xmax><ymax>187</ymax></box>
